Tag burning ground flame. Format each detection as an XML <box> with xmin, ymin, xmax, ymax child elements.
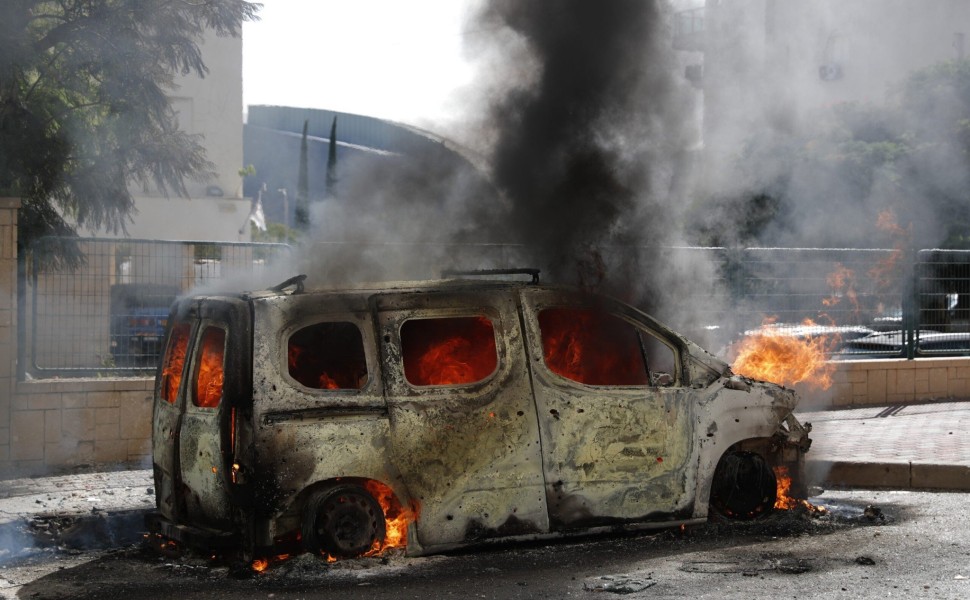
<box><xmin>773</xmin><ymin>466</ymin><xmax>828</xmax><ymax>515</ymax></box>
<box><xmin>732</xmin><ymin>319</ymin><xmax>836</xmax><ymax>389</ymax></box>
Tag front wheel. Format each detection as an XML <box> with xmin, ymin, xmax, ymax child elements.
<box><xmin>302</xmin><ymin>485</ymin><xmax>386</xmax><ymax>558</ymax></box>
<box><xmin>709</xmin><ymin>451</ymin><xmax>777</xmax><ymax>520</ymax></box>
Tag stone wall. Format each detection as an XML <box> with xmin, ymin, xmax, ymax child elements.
<box><xmin>0</xmin><ymin>199</ymin><xmax>19</xmax><ymax>470</ymax></box>
<box><xmin>802</xmin><ymin>356</ymin><xmax>970</xmax><ymax>409</ymax></box>
<box><xmin>7</xmin><ymin>378</ymin><xmax>154</xmax><ymax>476</ymax></box>
<box><xmin>0</xmin><ymin>200</ymin><xmax>158</xmax><ymax>477</ymax></box>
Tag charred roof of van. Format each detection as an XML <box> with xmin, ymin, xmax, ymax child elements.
<box><xmin>246</xmin><ymin>270</ymin><xmax>545</xmax><ymax>299</ymax></box>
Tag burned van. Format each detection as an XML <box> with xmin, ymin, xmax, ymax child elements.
<box><xmin>148</xmin><ymin>272</ymin><xmax>812</xmax><ymax>560</ymax></box>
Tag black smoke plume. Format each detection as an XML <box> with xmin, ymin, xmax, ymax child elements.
<box><xmin>464</xmin><ymin>0</ymin><xmax>693</xmax><ymax>304</ymax></box>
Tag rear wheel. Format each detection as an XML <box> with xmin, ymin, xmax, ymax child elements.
<box><xmin>302</xmin><ymin>485</ymin><xmax>386</xmax><ymax>558</ymax></box>
<box><xmin>709</xmin><ymin>451</ymin><xmax>777</xmax><ymax>520</ymax></box>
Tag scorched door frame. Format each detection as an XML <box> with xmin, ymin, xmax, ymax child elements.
<box><xmin>176</xmin><ymin>298</ymin><xmax>251</xmax><ymax>530</ymax></box>
<box><xmin>518</xmin><ymin>289</ymin><xmax>698</xmax><ymax>529</ymax></box>
<box><xmin>373</xmin><ymin>289</ymin><xmax>549</xmax><ymax>551</ymax></box>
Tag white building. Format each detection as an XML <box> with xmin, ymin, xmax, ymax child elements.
<box><xmin>93</xmin><ymin>28</ymin><xmax>251</xmax><ymax>242</ymax></box>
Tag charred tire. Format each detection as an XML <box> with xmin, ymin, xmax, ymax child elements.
<box><xmin>302</xmin><ymin>485</ymin><xmax>386</xmax><ymax>558</ymax></box>
<box><xmin>709</xmin><ymin>451</ymin><xmax>777</xmax><ymax>520</ymax></box>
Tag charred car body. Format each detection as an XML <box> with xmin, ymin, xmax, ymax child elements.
<box><xmin>148</xmin><ymin>272</ymin><xmax>812</xmax><ymax>560</ymax></box>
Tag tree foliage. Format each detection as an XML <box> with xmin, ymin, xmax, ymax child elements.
<box><xmin>0</xmin><ymin>0</ymin><xmax>260</xmax><ymax>252</ymax></box>
<box><xmin>699</xmin><ymin>59</ymin><xmax>970</xmax><ymax>249</ymax></box>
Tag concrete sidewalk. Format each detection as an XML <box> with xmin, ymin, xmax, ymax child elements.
<box><xmin>0</xmin><ymin>400</ymin><xmax>967</xmax><ymax>530</ymax></box>
<box><xmin>800</xmin><ymin>400</ymin><xmax>970</xmax><ymax>491</ymax></box>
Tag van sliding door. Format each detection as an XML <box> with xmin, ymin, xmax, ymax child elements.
<box><xmin>374</xmin><ymin>290</ymin><xmax>549</xmax><ymax>549</ymax></box>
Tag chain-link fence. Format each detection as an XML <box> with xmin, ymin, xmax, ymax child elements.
<box><xmin>26</xmin><ymin>238</ymin><xmax>291</xmax><ymax>375</ymax></box>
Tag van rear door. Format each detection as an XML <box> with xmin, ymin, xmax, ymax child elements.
<box><xmin>152</xmin><ymin>297</ymin><xmax>252</xmax><ymax>532</ymax></box>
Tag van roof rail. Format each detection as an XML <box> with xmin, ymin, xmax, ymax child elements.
<box><xmin>270</xmin><ymin>274</ymin><xmax>307</xmax><ymax>294</ymax></box>
<box><xmin>441</xmin><ymin>268</ymin><xmax>540</xmax><ymax>284</ymax></box>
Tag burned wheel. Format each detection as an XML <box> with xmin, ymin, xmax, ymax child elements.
<box><xmin>302</xmin><ymin>485</ymin><xmax>386</xmax><ymax>558</ymax></box>
<box><xmin>709</xmin><ymin>451</ymin><xmax>777</xmax><ymax>520</ymax></box>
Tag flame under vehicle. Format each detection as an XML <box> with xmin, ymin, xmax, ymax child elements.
<box><xmin>147</xmin><ymin>272</ymin><xmax>812</xmax><ymax>561</ymax></box>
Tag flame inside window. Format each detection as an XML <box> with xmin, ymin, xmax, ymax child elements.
<box><xmin>288</xmin><ymin>322</ymin><xmax>369</xmax><ymax>390</ymax></box>
<box><xmin>161</xmin><ymin>322</ymin><xmax>191</xmax><ymax>404</ymax></box>
<box><xmin>538</xmin><ymin>308</ymin><xmax>649</xmax><ymax>386</ymax></box>
<box><xmin>401</xmin><ymin>316</ymin><xmax>497</xmax><ymax>386</ymax></box>
<box><xmin>194</xmin><ymin>327</ymin><xmax>225</xmax><ymax>408</ymax></box>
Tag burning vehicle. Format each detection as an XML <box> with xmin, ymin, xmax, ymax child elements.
<box><xmin>147</xmin><ymin>271</ymin><xmax>812</xmax><ymax>562</ymax></box>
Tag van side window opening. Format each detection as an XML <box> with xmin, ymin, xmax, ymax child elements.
<box><xmin>193</xmin><ymin>327</ymin><xmax>226</xmax><ymax>408</ymax></box>
<box><xmin>641</xmin><ymin>332</ymin><xmax>677</xmax><ymax>386</ymax></box>
<box><xmin>538</xmin><ymin>308</ymin><xmax>650</xmax><ymax>386</ymax></box>
<box><xmin>161</xmin><ymin>322</ymin><xmax>191</xmax><ymax>404</ymax></box>
<box><xmin>288</xmin><ymin>322</ymin><xmax>369</xmax><ymax>390</ymax></box>
<box><xmin>401</xmin><ymin>316</ymin><xmax>498</xmax><ymax>386</ymax></box>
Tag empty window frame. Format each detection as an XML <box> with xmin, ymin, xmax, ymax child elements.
<box><xmin>288</xmin><ymin>322</ymin><xmax>369</xmax><ymax>390</ymax></box>
<box><xmin>401</xmin><ymin>316</ymin><xmax>498</xmax><ymax>386</ymax></box>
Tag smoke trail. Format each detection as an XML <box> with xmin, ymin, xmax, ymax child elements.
<box><xmin>466</xmin><ymin>0</ymin><xmax>694</xmax><ymax>301</ymax></box>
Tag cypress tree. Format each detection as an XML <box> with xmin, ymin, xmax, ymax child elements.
<box><xmin>295</xmin><ymin>119</ymin><xmax>310</xmax><ymax>229</ymax></box>
<box><xmin>325</xmin><ymin>116</ymin><xmax>338</xmax><ymax>199</ymax></box>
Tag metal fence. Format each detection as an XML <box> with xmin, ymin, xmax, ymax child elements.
<box><xmin>664</xmin><ymin>246</ymin><xmax>970</xmax><ymax>360</ymax></box>
<box><xmin>26</xmin><ymin>238</ymin><xmax>291</xmax><ymax>375</ymax></box>
<box><xmin>21</xmin><ymin>240</ymin><xmax>970</xmax><ymax>377</ymax></box>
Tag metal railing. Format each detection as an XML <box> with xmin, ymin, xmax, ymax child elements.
<box><xmin>26</xmin><ymin>238</ymin><xmax>292</xmax><ymax>375</ymax></box>
<box><xmin>664</xmin><ymin>246</ymin><xmax>970</xmax><ymax>360</ymax></box>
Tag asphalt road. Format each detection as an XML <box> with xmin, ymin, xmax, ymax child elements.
<box><xmin>2</xmin><ymin>489</ymin><xmax>969</xmax><ymax>599</ymax></box>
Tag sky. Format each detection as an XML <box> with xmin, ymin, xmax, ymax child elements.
<box><xmin>242</xmin><ymin>0</ymin><xmax>480</xmax><ymax>127</ymax></box>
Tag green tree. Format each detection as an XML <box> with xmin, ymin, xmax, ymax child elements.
<box><xmin>0</xmin><ymin>0</ymin><xmax>260</xmax><ymax>261</ymax></box>
<box><xmin>697</xmin><ymin>59</ymin><xmax>970</xmax><ymax>249</ymax></box>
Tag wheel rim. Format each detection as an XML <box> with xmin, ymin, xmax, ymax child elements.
<box><xmin>308</xmin><ymin>488</ymin><xmax>385</xmax><ymax>557</ymax></box>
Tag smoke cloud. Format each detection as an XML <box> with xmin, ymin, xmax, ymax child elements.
<box><xmin>297</xmin><ymin>0</ymin><xmax>698</xmax><ymax>319</ymax></box>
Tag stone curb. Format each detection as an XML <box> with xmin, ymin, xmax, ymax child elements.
<box><xmin>808</xmin><ymin>460</ymin><xmax>970</xmax><ymax>491</ymax></box>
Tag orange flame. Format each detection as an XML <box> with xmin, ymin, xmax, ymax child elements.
<box><xmin>773</xmin><ymin>466</ymin><xmax>828</xmax><ymax>515</ymax></box>
<box><xmin>195</xmin><ymin>328</ymin><xmax>225</xmax><ymax>408</ymax></box>
<box><xmin>161</xmin><ymin>322</ymin><xmax>190</xmax><ymax>404</ymax></box>
<box><xmin>822</xmin><ymin>263</ymin><xmax>860</xmax><ymax>312</ymax></box>
<box><xmin>403</xmin><ymin>317</ymin><xmax>497</xmax><ymax>386</ymax></box>
<box><xmin>363</xmin><ymin>480</ymin><xmax>417</xmax><ymax>554</ymax></box>
<box><xmin>868</xmin><ymin>209</ymin><xmax>910</xmax><ymax>293</ymax></box>
<box><xmin>732</xmin><ymin>319</ymin><xmax>836</xmax><ymax>389</ymax></box>
<box><xmin>251</xmin><ymin>554</ymin><xmax>292</xmax><ymax>573</ymax></box>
